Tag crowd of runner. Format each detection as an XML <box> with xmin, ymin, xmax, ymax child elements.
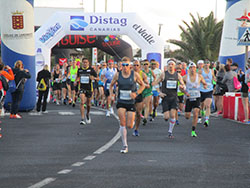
<box><xmin>42</xmin><ymin>56</ymin><xmax>228</xmax><ymax>154</ymax></box>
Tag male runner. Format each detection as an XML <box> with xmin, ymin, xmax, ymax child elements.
<box><xmin>76</xmin><ymin>58</ymin><xmax>97</xmax><ymax>125</ymax></box>
<box><xmin>183</xmin><ymin>62</ymin><xmax>207</xmax><ymax>137</ymax></box>
<box><xmin>153</xmin><ymin>59</ymin><xmax>185</xmax><ymax>138</ymax></box>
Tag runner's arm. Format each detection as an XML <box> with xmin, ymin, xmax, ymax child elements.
<box><xmin>109</xmin><ymin>72</ymin><xmax>118</xmax><ymax>96</ymax></box>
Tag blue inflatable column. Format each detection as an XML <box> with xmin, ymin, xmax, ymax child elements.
<box><xmin>219</xmin><ymin>0</ymin><xmax>250</xmax><ymax>70</ymax></box>
<box><xmin>1</xmin><ymin>0</ymin><xmax>36</xmax><ymax>111</ymax></box>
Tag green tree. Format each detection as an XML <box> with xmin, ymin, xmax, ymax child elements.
<box><xmin>168</xmin><ymin>12</ymin><xmax>223</xmax><ymax>63</ymax></box>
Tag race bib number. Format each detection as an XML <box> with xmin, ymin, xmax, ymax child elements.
<box><xmin>72</xmin><ymin>75</ymin><xmax>76</xmax><ymax>80</ymax></box>
<box><xmin>55</xmin><ymin>78</ymin><xmax>60</xmax><ymax>83</ymax></box>
<box><xmin>120</xmin><ymin>90</ymin><xmax>131</xmax><ymax>100</ymax></box>
<box><xmin>189</xmin><ymin>90</ymin><xmax>200</xmax><ymax>98</ymax></box>
<box><xmin>166</xmin><ymin>80</ymin><xmax>177</xmax><ymax>89</ymax></box>
<box><xmin>80</xmin><ymin>76</ymin><xmax>89</xmax><ymax>84</ymax></box>
<box><xmin>106</xmin><ymin>83</ymin><xmax>111</xmax><ymax>89</ymax></box>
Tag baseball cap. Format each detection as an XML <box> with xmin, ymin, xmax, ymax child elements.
<box><xmin>197</xmin><ymin>60</ymin><xmax>204</xmax><ymax>65</ymax></box>
<box><xmin>188</xmin><ymin>62</ymin><xmax>197</xmax><ymax>68</ymax></box>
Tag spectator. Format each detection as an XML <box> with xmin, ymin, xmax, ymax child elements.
<box><xmin>226</xmin><ymin>58</ymin><xmax>233</xmax><ymax>66</ymax></box>
<box><xmin>222</xmin><ymin>64</ymin><xmax>237</xmax><ymax>92</ymax></box>
<box><xmin>231</xmin><ymin>62</ymin><xmax>239</xmax><ymax>73</ymax></box>
<box><xmin>10</xmin><ymin>60</ymin><xmax>31</xmax><ymax>119</ymax></box>
<box><xmin>36</xmin><ymin>64</ymin><xmax>51</xmax><ymax>113</ymax></box>
<box><xmin>213</xmin><ymin>64</ymin><xmax>227</xmax><ymax>115</ymax></box>
<box><xmin>0</xmin><ymin>62</ymin><xmax>14</xmax><ymax>117</ymax></box>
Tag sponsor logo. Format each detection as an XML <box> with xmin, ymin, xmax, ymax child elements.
<box><xmin>69</xmin><ymin>15</ymin><xmax>127</xmax><ymax>32</ymax></box>
<box><xmin>12</xmin><ymin>10</ymin><xmax>24</xmax><ymax>30</ymax></box>
<box><xmin>70</xmin><ymin>16</ymin><xmax>88</xmax><ymax>31</ymax></box>
<box><xmin>132</xmin><ymin>24</ymin><xmax>155</xmax><ymax>45</ymax></box>
<box><xmin>39</xmin><ymin>23</ymin><xmax>62</xmax><ymax>43</ymax></box>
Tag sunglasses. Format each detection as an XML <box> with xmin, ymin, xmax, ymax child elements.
<box><xmin>133</xmin><ymin>64</ymin><xmax>140</xmax><ymax>67</ymax></box>
<box><xmin>177</xmin><ymin>71</ymin><xmax>181</xmax><ymax>73</ymax></box>
<box><xmin>151</xmin><ymin>63</ymin><xmax>156</xmax><ymax>65</ymax></box>
<box><xmin>144</xmin><ymin>64</ymin><xmax>149</xmax><ymax>66</ymax></box>
<box><xmin>122</xmin><ymin>63</ymin><xmax>129</xmax><ymax>67</ymax></box>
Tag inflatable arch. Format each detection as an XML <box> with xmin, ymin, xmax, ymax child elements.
<box><xmin>35</xmin><ymin>12</ymin><xmax>165</xmax><ymax>73</ymax></box>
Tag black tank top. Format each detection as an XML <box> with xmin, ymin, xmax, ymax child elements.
<box><xmin>117</xmin><ymin>71</ymin><xmax>136</xmax><ymax>104</ymax></box>
<box><xmin>162</xmin><ymin>71</ymin><xmax>178</xmax><ymax>98</ymax></box>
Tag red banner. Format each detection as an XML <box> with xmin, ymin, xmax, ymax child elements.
<box><xmin>59</xmin><ymin>58</ymin><xmax>67</xmax><ymax>66</ymax></box>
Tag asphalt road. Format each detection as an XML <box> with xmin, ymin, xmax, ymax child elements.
<box><xmin>0</xmin><ymin>103</ymin><xmax>250</xmax><ymax>188</ymax></box>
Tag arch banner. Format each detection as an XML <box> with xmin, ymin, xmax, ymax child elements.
<box><xmin>35</xmin><ymin>12</ymin><xmax>164</xmax><ymax>73</ymax></box>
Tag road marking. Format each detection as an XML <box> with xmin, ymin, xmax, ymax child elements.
<box><xmin>27</xmin><ymin>107</ymin><xmax>120</xmax><ymax>188</ymax></box>
<box><xmin>27</xmin><ymin>178</ymin><xmax>56</xmax><ymax>188</ymax></box>
<box><xmin>72</xmin><ymin>162</ymin><xmax>85</xmax><ymax>167</ymax></box>
<box><xmin>57</xmin><ymin>169</ymin><xmax>72</xmax><ymax>174</ymax></box>
<box><xmin>58</xmin><ymin>112</ymin><xmax>75</xmax><ymax>115</ymax></box>
<box><xmin>94</xmin><ymin>131</ymin><xmax>120</xmax><ymax>154</ymax></box>
<box><xmin>84</xmin><ymin>155</ymin><xmax>96</xmax><ymax>160</ymax></box>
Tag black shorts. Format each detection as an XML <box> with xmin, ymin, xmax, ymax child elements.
<box><xmin>70</xmin><ymin>81</ymin><xmax>76</xmax><ymax>91</ymax></box>
<box><xmin>135</xmin><ymin>94</ymin><xmax>143</xmax><ymax>104</ymax></box>
<box><xmin>177</xmin><ymin>95</ymin><xmax>184</xmax><ymax>103</ymax></box>
<box><xmin>104</xmin><ymin>89</ymin><xmax>115</xmax><ymax>97</ymax></box>
<box><xmin>53</xmin><ymin>83</ymin><xmax>61</xmax><ymax>91</ymax></box>
<box><xmin>200</xmin><ymin>91</ymin><xmax>213</xmax><ymax>102</ymax></box>
<box><xmin>80</xmin><ymin>89</ymin><xmax>92</xmax><ymax>98</ymax></box>
<box><xmin>162</xmin><ymin>97</ymin><xmax>178</xmax><ymax>112</ymax></box>
<box><xmin>93</xmin><ymin>81</ymin><xmax>98</xmax><ymax>89</ymax></box>
<box><xmin>62</xmin><ymin>81</ymin><xmax>67</xmax><ymax>89</ymax></box>
<box><xmin>185</xmin><ymin>98</ymin><xmax>201</xmax><ymax>112</ymax></box>
<box><xmin>116</xmin><ymin>102</ymin><xmax>136</xmax><ymax>112</ymax></box>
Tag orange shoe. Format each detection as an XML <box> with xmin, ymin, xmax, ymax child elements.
<box><xmin>9</xmin><ymin>114</ymin><xmax>14</xmax><ymax>119</ymax></box>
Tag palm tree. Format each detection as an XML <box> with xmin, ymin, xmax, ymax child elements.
<box><xmin>168</xmin><ymin>12</ymin><xmax>223</xmax><ymax>63</ymax></box>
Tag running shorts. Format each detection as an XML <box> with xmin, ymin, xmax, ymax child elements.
<box><xmin>162</xmin><ymin>96</ymin><xmax>178</xmax><ymax>112</ymax></box>
<box><xmin>80</xmin><ymin>89</ymin><xmax>92</xmax><ymax>98</ymax></box>
<box><xmin>185</xmin><ymin>98</ymin><xmax>201</xmax><ymax>112</ymax></box>
<box><xmin>135</xmin><ymin>94</ymin><xmax>143</xmax><ymax>104</ymax></box>
<box><xmin>200</xmin><ymin>91</ymin><xmax>213</xmax><ymax>102</ymax></box>
<box><xmin>116</xmin><ymin>102</ymin><xmax>136</xmax><ymax>112</ymax></box>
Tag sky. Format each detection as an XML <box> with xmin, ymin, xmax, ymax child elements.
<box><xmin>34</xmin><ymin>0</ymin><xmax>227</xmax><ymax>49</ymax></box>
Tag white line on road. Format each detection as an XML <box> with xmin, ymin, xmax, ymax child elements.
<box><xmin>94</xmin><ymin>131</ymin><xmax>120</xmax><ymax>154</ymax></box>
<box><xmin>57</xmin><ymin>169</ymin><xmax>72</xmax><ymax>174</ymax></box>
<box><xmin>71</xmin><ymin>162</ymin><xmax>85</xmax><ymax>167</ymax></box>
<box><xmin>83</xmin><ymin>155</ymin><xmax>96</xmax><ymax>160</ymax></box>
<box><xmin>58</xmin><ymin>112</ymin><xmax>75</xmax><ymax>115</ymax></box>
<box><xmin>27</xmin><ymin>178</ymin><xmax>56</xmax><ymax>188</ymax></box>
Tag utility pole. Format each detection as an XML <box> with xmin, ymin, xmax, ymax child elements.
<box><xmin>158</xmin><ymin>24</ymin><xmax>163</xmax><ymax>36</ymax></box>
<box><xmin>215</xmin><ymin>0</ymin><xmax>217</xmax><ymax>19</ymax></box>
<box><xmin>105</xmin><ymin>0</ymin><xmax>107</xmax><ymax>12</ymax></box>
<box><xmin>93</xmin><ymin>0</ymin><xmax>96</xmax><ymax>12</ymax></box>
<box><xmin>121</xmin><ymin>0</ymin><xmax>124</xmax><ymax>13</ymax></box>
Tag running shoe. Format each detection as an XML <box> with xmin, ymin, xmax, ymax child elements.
<box><xmin>16</xmin><ymin>114</ymin><xmax>22</xmax><ymax>119</ymax></box>
<box><xmin>176</xmin><ymin>120</ymin><xmax>179</xmax><ymax>125</ymax></box>
<box><xmin>102</xmin><ymin>104</ymin><xmax>105</xmax><ymax>109</ymax></box>
<box><xmin>56</xmin><ymin>101</ymin><xmax>60</xmax><ymax>105</ymax></box>
<box><xmin>120</xmin><ymin>146</ymin><xmax>128</xmax><ymax>154</ymax></box>
<box><xmin>198</xmin><ymin>118</ymin><xmax>202</xmax><ymax>124</ymax></box>
<box><xmin>42</xmin><ymin>111</ymin><xmax>48</xmax><ymax>114</ymax></box>
<box><xmin>9</xmin><ymin>114</ymin><xmax>14</xmax><ymax>119</ymax></box>
<box><xmin>191</xmin><ymin>131</ymin><xmax>197</xmax><ymax>137</ymax></box>
<box><xmin>84</xmin><ymin>104</ymin><xmax>87</xmax><ymax>108</ymax></box>
<box><xmin>132</xmin><ymin>130</ymin><xmax>140</xmax><ymax>136</ymax></box>
<box><xmin>80</xmin><ymin>119</ymin><xmax>86</xmax><ymax>125</ymax></box>
<box><xmin>86</xmin><ymin>114</ymin><xmax>91</xmax><ymax>124</ymax></box>
<box><xmin>106</xmin><ymin>110</ymin><xmax>110</xmax><ymax>117</ymax></box>
<box><xmin>0</xmin><ymin>133</ymin><xmax>2</xmax><ymax>138</ymax></box>
<box><xmin>149</xmin><ymin>114</ymin><xmax>154</xmax><ymax>121</ymax></box>
<box><xmin>204</xmin><ymin>120</ymin><xmax>209</xmax><ymax>127</ymax></box>
<box><xmin>217</xmin><ymin>111</ymin><xmax>223</xmax><ymax>115</ymax></box>
<box><xmin>142</xmin><ymin>118</ymin><xmax>147</xmax><ymax>126</ymax></box>
<box><xmin>72</xmin><ymin>102</ymin><xmax>75</xmax><ymax>107</ymax></box>
<box><xmin>140</xmin><ymin>113</ymin><xmax>144</xmax><ymax>119</ymax></box>
<box><xmin>168</xmin><ymin>132</ymin><xmax>174</xmax><ymax>139</ymax></box>
<box><xmin>63</xmin><ymin>99</ymin><xmax>67</xmax><ymax>105</ymax></box>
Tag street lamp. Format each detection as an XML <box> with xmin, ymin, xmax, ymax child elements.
<box><xmin>105</xmin><ymin>0</ymin><xmax>107</xmax><ymax>12</ymax></box>
<box><xmin>121</xmin><ymin>0</ymin><xmax>123</xmax><ymax>13</ymax></box>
